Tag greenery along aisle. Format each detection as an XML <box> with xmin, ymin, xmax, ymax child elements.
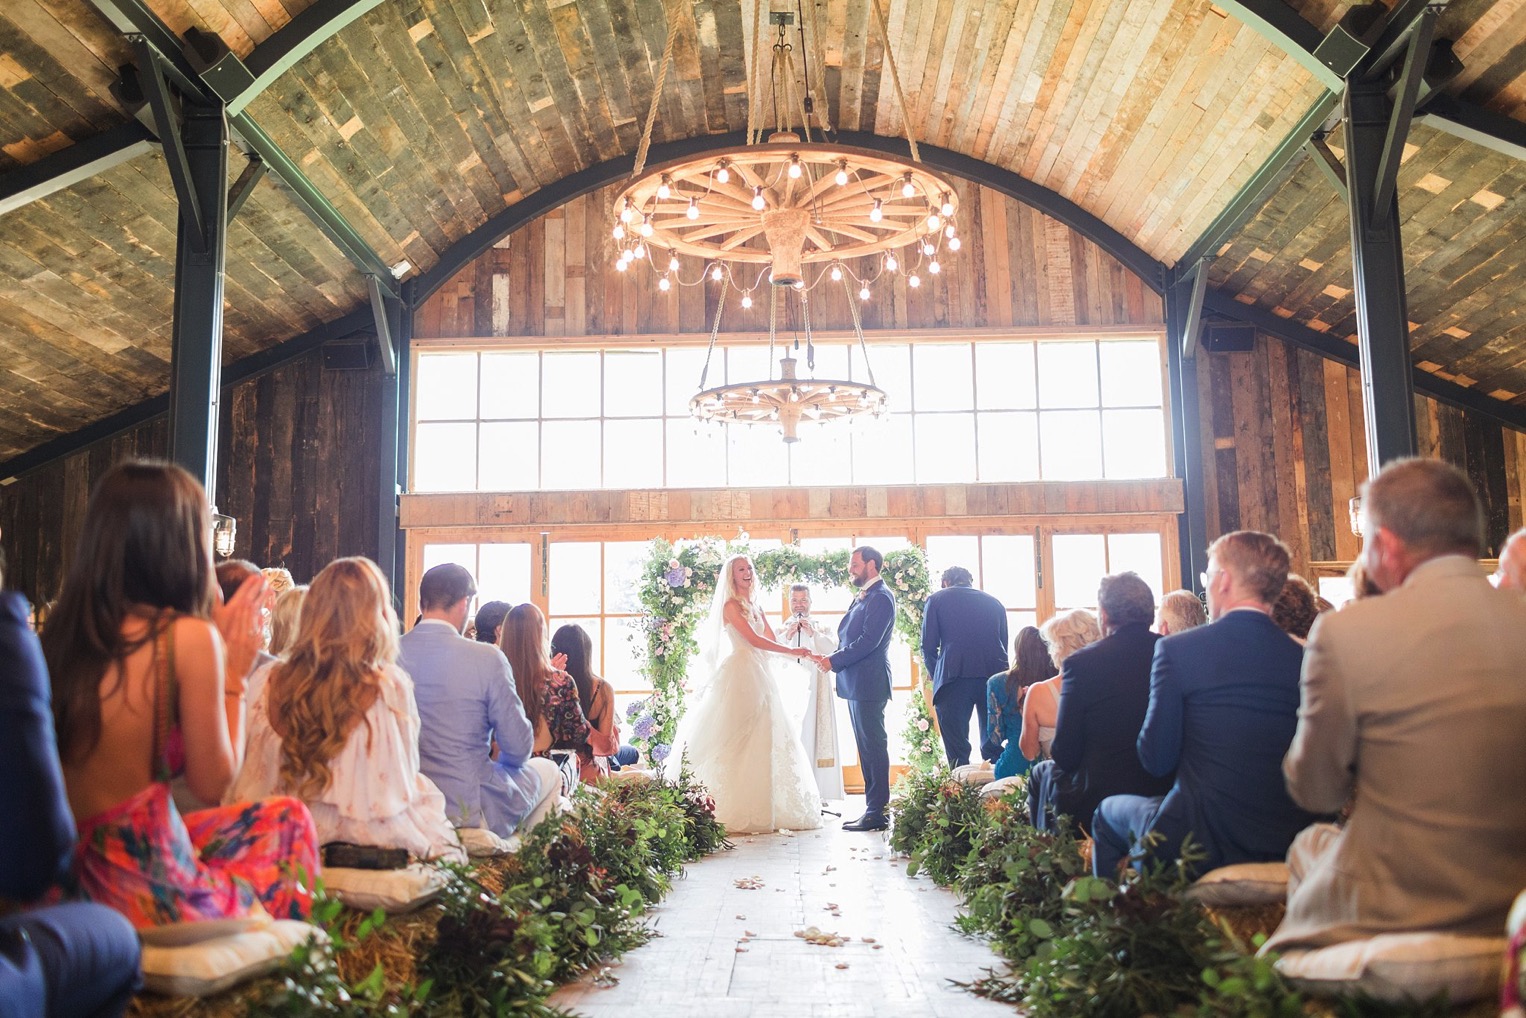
<box><xmin>625</xmin><ymin>537</ymin><xmax>939</xmax><ymax>772</ymax></box>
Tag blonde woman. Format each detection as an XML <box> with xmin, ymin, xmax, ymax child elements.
<box><xmin>267</xmin><ymin>584</ymin><xmax>307</xmax><ymax>657</ymax></box>
<box><xmin>229</xmin><ymin>557</ymin><xmax>464</xmax><ymax>863</ymax></box>
<box><xmin>1019</xmin><ymin>609</ymin><xmax>1102</xmax><ymax>762</ymax></box>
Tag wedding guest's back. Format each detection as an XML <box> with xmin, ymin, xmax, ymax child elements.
<box><xmin>268</xmin><ymin>584</ymin><xmax>308</xmax><ymax>657</ymax></box>
<box><xmin>1268</xmin><ymin>460</ymin><xmax>1526</xmax><ymax>952</ymax></box>
<box><xmin>1271</xmin><ymin>574</ymin><xmax>1320</xmax><ymax>641</ymax></box>
<box><xmin>41</xmin><ymin>460</ymin><xmax>317</xmax><ymax>928</ymax></box>
<box><xmin>473</xmin><ymin>600</ymin><xmax>512</xmax><ymax>646</ymax></box>
<box><xmin>1154</xmin><ymin>589</ymin><xmax>1206</xmax><ymax>635</ymax></box>
<box><xmin>983</xmin><ymin>626</ymin><xmax>1055</xmax><ymax>780</ymax></box>
<box><xmin>551</xmin><ymin>623</ymin><xmax>622</xmax><ymax>783</ymax></box>
<box><xmin>499</xmin><ymin>603</ymin><xmax>590</xmax><ymax>769</ymax></box>
<box><xmin>1020</xmin><ymin>608</ymin><xmax>1100</xmax><ymax>763</ymax></box>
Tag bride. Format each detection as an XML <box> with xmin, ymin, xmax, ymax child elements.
<box><xmin>666</xmin><ymin>554</ymin><xmax>823</xmax><ymax>833</ymax></box>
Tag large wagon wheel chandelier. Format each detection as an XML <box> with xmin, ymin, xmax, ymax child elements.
<box><xmin>612</xmin><ymin>5</ymin><xmax>958</xmax><ymax>441</ymax></box>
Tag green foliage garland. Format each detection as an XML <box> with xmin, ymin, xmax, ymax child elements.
<box><xmin>627</xmin><ymin>537</ymin><xmax>937</xmax><ymax>771</ymax></box>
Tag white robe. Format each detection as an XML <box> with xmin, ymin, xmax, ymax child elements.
<box><xmin>784</xmin><ymin>615</ymin><xmax>844</xmax><ymax>801</ymax></box>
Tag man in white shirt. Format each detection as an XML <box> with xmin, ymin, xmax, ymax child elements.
<box><xmin>782</xmin><ymin>584</ymin><xmax>843</xmax><ymax>801</ymax></box>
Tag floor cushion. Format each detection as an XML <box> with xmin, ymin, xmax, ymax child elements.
<box><xmin>603</xmin><ymin>768</ymin><xmax>656</xmax><ymax>785</ymax></box>
<box><xmin>323</xmin><ymin>863</ymin><xmax>449</xmax><ymax>914</ymax></box>
<box><xmin>952</xmin><ymin>763</ymin><xmax>994</xmax><ymax>786</ymax></box>
<box><xmin>1274</xmin><ymin>931</ymin><xmax>1506</xmax><ymax>1004</ymax></box>
<box><xmin>1187</xmin><ymin>862</ymin><xmax>1290</xmax><ymax>907</ymax></box>
<box><xmin>139</xmin><ymin>919</ymin><xmax>324</xmax><ymax>997</ymax></box>
<box><xmin>457</xmin><ymin>827</ymin><xmax>521</xmax><ymax>858</ymax></box>
<box><xmin>979</xmin><ymin>775</ymin><xmax>1025</xmax><ymax>798</ymax></box>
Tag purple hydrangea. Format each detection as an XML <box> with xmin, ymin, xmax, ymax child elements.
<box><xmin>632</xmin><ymin>715</ymin><xmax>656</xmax><ymax>741</ymax></box>
<box><xmin>664</xmin><ymin>565</ymin><xmax>687</xmax><ymax>588</ymax></box>
<box><xmin>650</xmin><ymin>742</ymin><xmax>671</xmax><ymax>765</ymax></box>
<box><xmin>625</xmin><ymin>700</ymin><xmax>644</xmax><ymax>722</ymax></box>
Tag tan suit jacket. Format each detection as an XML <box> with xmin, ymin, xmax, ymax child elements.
<box><xmin>1266</xmin><ymin>555</ymin><xmax>1526</xmax><ymax>952</ymax></box>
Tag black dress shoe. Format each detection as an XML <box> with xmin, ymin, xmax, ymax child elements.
<box><xmin>842</xmin><ymin>813</ymin><xmax>888</xmax><ymax>832</ymax></box>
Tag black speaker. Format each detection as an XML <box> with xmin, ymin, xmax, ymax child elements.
<box><xmin>1204</xmin><ymin>322</ymin><xmax>1256</xmax><ymax>353</ymax></box>
<box><xmin>323</xmin><ymin>340</ymin><xmax>375</xmax><ymax>370</ymax></box>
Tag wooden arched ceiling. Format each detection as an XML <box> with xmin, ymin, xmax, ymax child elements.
<box><xmin>2</xmin><ymin>0</ymin><xmax>1526</xmax><ymax>466</ymax></box>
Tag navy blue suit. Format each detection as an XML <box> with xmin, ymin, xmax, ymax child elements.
<box><xmin>1</xmin><ymin>592</ymin><xmax>140</xmax><ymax>1018</ymax></box>
<box><xmin>830</xmin><ymin>580</ymin><xmax>895</xmax><ymax>815</ymax></box>
<box><xmin>920</xmin><ymin>585</ymin><xmax>1008</xmax><ymax>765</ymax></box>
<box><xmin>1092</xmin><ymin>609</ymin><xmax>1323</xmax><ymax>878</ymax></box>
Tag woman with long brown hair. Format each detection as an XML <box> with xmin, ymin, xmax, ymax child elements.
<box><xmin>983</xmin><ymin>626</ymin><xmax>1058</xmax><ymax>779</ymax></box>
<box><xmin>498</xmin><ymin>604</ymin><xmax>589</xmax><ymax>786</ymax></box>
<box><xmin>42</xmin><ymin>460</ymin><xmax>317</xmax><ymax>928</ymax></box>
<box><xmin>229</xmin><ymin>557</ymin><xmax>463</xmax><ymax>862</ymax></box>
<box><xmin>549</xmin><ymin>623</ymin><xmax>622</xmax><ymax>783</ymax></box>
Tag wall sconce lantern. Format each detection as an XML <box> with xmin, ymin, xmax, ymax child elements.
<box><xmin>212</xmin><ymin>509</ymin><xmax>237</xmax><ymax>559</ymax></box>
<box><xmin>1348</xmin><ymin>496</ymin><xmax>1363</xmax><ymax>539</ymax></box>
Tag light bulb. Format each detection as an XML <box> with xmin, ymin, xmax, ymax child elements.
<box><xmin>620</xmin><ymin>200</ymin><xmax>635</xmax><ymax>224</ymax></box>
<box><xmin>788</xmin><ymin>154</ymin><xmax>802</xmax><ymax>179</ymax></box>
<box><xmin>859</xmin><ymin>285</ymin><xmax>871</xmax><ymax>300</ymax></box>
<box><xmin>612</xmin><ymin>224</ymin><xmax>625</xmax><ymax>240</ymax></box>
<box><xmin>870</xmin><ymin>198</ymin><xmax>883</xmax><ymax>223</ymax></box>
<box><xmin>945</xmin><ymin>223</ymin><xmax>956</xmax><ymax>237</ymax></box>
<box><xmin>751</xmin><ymin>186</ymin><xmax>766</xmax><ymax>211</ymax></box>
<box><xmin>830</xmin><ymin>264</ymin><xmax>842</xmax><ymax>281</ymax></box>
<box><xmin>909</xmin><ymin>274</ymin><xmax>921</xmax><ymax>288</ymax></box>
<box><xmin>686</xmin><ymin>198</ymin><xmax>699</xmax><ymax>220</ymax></box>
<box><xmin>901</xmin><ymin>173</ymin><xmax>915</xmax><ymax>198</ymax></box>
<box><xmin>948</xmin><ymin>236</ymin><xmax>962</xmax><ymax>251</ymax></box>
<box><xmin>715</xmin><ymin>161</ymin><xmax>730</xmax><ymax>184</ymax></box>
<box><xmin>929</xmin><ymin>260</ymin><xmax>941</xmax><ymax>274</ymax></box>
<box><xmin>940</xmin><ymin>193</ymin><xmax>954</xmax><ymax>217</ymax></box>
<box><xmin>741</xmin><ymin>294</ymin><xmax>753</xmax><ymax>309</ymax></box>
<box><xmin>922</xmin><ymin>242</ymin><xmax>934</xmax><ymax>256</ymax></box>
<box><xmin>640</xmin><ymin>216</ymin><xmax>654</xmax><ymax>238</ymax></box>
<box><xmin>668</xmin><ymin>253</ymin><xmax>680</xmax><ymax>271</ymax></box>
<box><xmin>658</xmin><ymin>276</ymin><xmax>671</xmax><ymax>292</ymax></box>
<box><xmin>835</xmin><ymin>161</ymin><xmax>849</xmax><ymax>186</ymax></box>
<box><xmin>884</xmin><ymin>254</ymin><xmax>897</xmax><ymax>272</ymax></box>
<box><xmin>926</xmin><ymin>213</ymin><xmax>941</xmax><ymax>231</ymax></box>
<box><xmin>633</xmin><ymin>242</ymin><xmax>645</xmax><ymax>259</ymax></box>
<box><xmin>657</xmin><ymin>175</ymin><xmax>672</xmax><ymax>199</ymax></box>
<box><xmin>622</xmin><ymin>247</ymin><xmax>634</xmax><ymax>260</ymax></box>
<box><xmin>615</xmin><ymin>258</ymin><xmax>628</xmax><ymax>272</ymax></box>
<box><xmin>710</xmin><ymin>265</ymin><xmax>723</xmax><ymax>281</ymax></box>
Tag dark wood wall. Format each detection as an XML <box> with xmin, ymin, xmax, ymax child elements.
<box><xmin>0</xmin><ymin>346</ymin><xmax>385</xmax><ymax>609</ymax></box>
<box><xmin>1196</xmin><ymin>332</ymin><xmax>1526</xmax><ymax>579</ymax></box>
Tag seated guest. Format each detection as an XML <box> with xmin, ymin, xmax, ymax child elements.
<box><xmin>550</xmin><ymin>623</ymin><xmax>622</xmax><ymax>783</ymax></box>
<box><xmin>42</xmin><ymin>461</ymin><xmax>317</xmax><ymax>927</ymax></box>
<box><xmin>499</xmin><ymin>604</ymin><xmax>590</xmax><ymax>786</ymax></box>
<box><xmin>473</xmin><ymin>600</ymin><xmax>512</xmax><ymax>646</ymax></box>
<box><xmin>982</xmin><ymin>626</ymin><xmax>1056</xmax><ymax>780</ymax></box>
<box><xmin>3</xmin><ymin>566</ymin><xmax>141</xmax><ymax>1017</ymax></box>
<box><xmin>1344</xmin><ymin>558</ymin><xmax>1381</xmax><ymax>602</ymax></box>
<box><xmin>268</xmin><ymin>584</ymin><xmax>307</xmax><ymax>657</ymax></box>
<box><xmin>217</xmin><ymin>559</ymin><xmax>278</xmax><ymax>670</ymax></box>
<box><xmin>399</xmin><ymin>565</ymin><xmax>559</xmax><ymax>836</ymax></box>
<box><xmin>1153</xmin><ymin>589</ymin><xmax>1206</xmax><ymax>635</ymax></box>
<box><xmin>1031</xmin><ymin>574</ymin><xmax>1175</xmax><ymax>836</ymax></box>
<box><xmin>1271</xmin><ymin>574</ymin><xmax>1321</xmax><ymax>642</ymax></box>
<box><xmin>1266</xmin><ymin>460</ymin><xmax>1526</xmax><ymax>953</ymax></box>
<box><xmin>1092</xmin><ymin>531</ymin><xmax>1321</xmax><ymax>878</ymax></box>
<box><xmin>1496</xmin><ymin>526</ymin><xmax>1525</xmax><ymax>591</ymax></box>
<box><xmin>1019</xmin><ymin>609</ymin><xmax>1100</xmax><ymax>763</ymax></box>
<box><xmin>230</xmin><ymin>557</ymin><xmax>464</xmax><ymax>863</ymax></box>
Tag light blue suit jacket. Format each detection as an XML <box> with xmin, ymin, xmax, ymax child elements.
<box><xmin>398</xmin><ymin>621</ymin><xmax>538</xmax><ymax>836</ymax></box>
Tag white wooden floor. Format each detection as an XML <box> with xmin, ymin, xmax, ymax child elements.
<box><xmin>551</xmin><ymin>798</ymin><xmax>1015</xmax><ymax>1017</ymax></box>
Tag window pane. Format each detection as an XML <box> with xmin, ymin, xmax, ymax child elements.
<box><xmin>541</xmin><ymin>420</ymin><xmax>601</xmax><ymax>489</ymax></box>
<box><xmin>1037</xmin><ymin>342</ymin><xmax>1099</xmax><ymax>409</ymax></box>
<box><xmin>983</xmin><ymin>535</ymin><xmax>1037</xmax><ymax>610</ymax></box>
<box><xmin>1107</xmin><ymin>533</ymin><xmax>1164</xmax><ymax>599</ymax></box>
<box><xmin>726</xmin><ymin>343</ymin><xmax>773</xmax><ymax>386</ymax></box>
<box><xmin>926</xmin><ymin>535</ymin><xmax>978</xmax><ymax>587</ymax></box>
<box><xmin>727</xmin><ymin>422</ymin><xmax>789</xmax><ymax>487</ymax></box>
<box><xmin>665</xmin><ymin>420</ymin><xmax>727</xmax><ymax>487</ymax></box>
<box><xmin>479</xmin><ymin>351</ymin><xmax>538</xmax><ymax>419</ymax></box>
<box><xmin>604</xmin><ymin>615</ymin><xmax>648</xmax><ymax>690</ymax></box>
<box><xmin>478</xmin><ymin>422</ymin><xmax>538</xmax><ymax>491</ymax></box>
<box><xmin>1039</xmin><ymin>410</ymin><xmax>1103</xmax><ymax>480</ymax></box>
<box><xmin>912</xmin><ymin>344</ymin><xmax>973</xmax><ymax>411</ymax></box>
<box><xmin>541</xmin><ymin>352</ymin><xmax>600</xmax><ymax>418</ymax></box>
<box><xmin>789</xmin><ymin>422</ymin><xmax>852</xmax><ymax>487</ymax></box>
<box><xmin>1052</xmin><ymin>534</ymin><xmax>1106</xmax><ymax>611</ymax></box>
<box><xmin>666</xmin><ymin>347</ymin><xmax>712</xmax><ymax>415</ymax></box>
<box><xmin>604</xmin><ymin>350</ymin><xmax>663</xmax><ymax>417</ymax></box>
<box><xmin>1098</xmin><ymin>340</ymin><xmax>1163</xmax><ymax>407</ymax></box>
<box><xmin>603</xmin><ymin>419</ymin><xmax>664</xmax><ymax>489</ymax></box>
<box><xmin>415</xmin><ymin>353</ymin><xmax>478</xmax><ymax>420</ymax></box>
<box><xmin>801</xmin><ymin>342</ymin><xmax>850</xmax><ymax>381</ymax></box>
<box><xmin>423</xmin><ymin>543</ymin><xmax>476</xmax><ymax>577</ymax></box>
<box><xmin>1008</xmin><ymin>610</ymin><xmax>1038</xmax><ymax>640</ymax></box>
<box><xmin>478</xmin><ymin>543</ymin><xmax>532</xmax><ymax>606</ymax></box>
<box><xmin>914</xmin><ymin>413</ymin><xmax>976</xmax><ymax>483</ymax></box>
<box><xmin>851</xmin><ymin>413</ymin><xmax>913</xmax><ymax>484</ymax></box>
<box><xmin>604</xmin><ymin>542</ymin><xmax>651</xmax><ymax>614</ymax></box>
<box><xmin>549</xmin><ymin>543</ymin><xmax>602</xmax><ymax>614</ymax></box>
<box><xmin>976</xmin><ymin>343</ymin><xmax>1037</xmax><ymax>410</ymax></box>
<box><xmin>1102</xmin><ymin>408</ymin><xmax>1168</xmax><ymax>479</ymax></box>
<box><xmin>414</xmin><ymin>422</ymin><xmax>477</xmax><ymax>491</ymax></box>
<box><xmin>859</xmin><ymin>345</ymin><xmax>910</xmax><ymax>415</ymax></box>
<box><xmin>977</xmin><ymin>411</ymin><xmax>1040</xmax><ymax>482</ymax></box>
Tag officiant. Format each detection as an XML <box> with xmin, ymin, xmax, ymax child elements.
<box><xmin>782</xmin><ymin>584</ymin><xmax>845</xmax><ymax>801</ymax></box>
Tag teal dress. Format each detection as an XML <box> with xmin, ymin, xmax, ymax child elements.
<box><xmin>985</xmin><ymin>672</ymin><xmax>1031</xmax><ymax>780</ymax></box>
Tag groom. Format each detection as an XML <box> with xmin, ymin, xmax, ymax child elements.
<box><xmin>812</xmin><ymin>546</ymin><xmax>895</xmax><ymax>832</ymax></box>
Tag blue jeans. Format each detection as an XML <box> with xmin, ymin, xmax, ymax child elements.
<box><xmin>1091</xmin><ymin>794</ymin><xmax>1166</xmax><ymax>877</ymax></box>
<box><xmin>932</xmin><ymin>677</ymin><xmax>988</xmax><ymax>768</ymax></box>
<box><xmin>0</xmin><ymin>901</ymin><xmax>140</xmax><ymax>1018</ymax></box>
<box><xmin>846</xmin><ymin>698</ymin><xmax>890</xmax><ymax>816</ymax></box>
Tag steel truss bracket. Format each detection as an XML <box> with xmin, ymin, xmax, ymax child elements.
<box><xmin>226</xmin><ymin>155</ymin><xmax>267</xmax><ymax>221</ymax></box>
<box><xmin>1177</xmin><ymin>258</ymin><xmax>1213</xmax><ymax>360</ymax></box>
<box><xmin>1371</xmin><ymin>5</ymin><xmax>1439</xmax><ymax>216</ymax></box>
<box><xmin>367</xmin><ymin>275</ymin><xmax>400</xmax><ymax>376</ymax></box>
<box><xmin>131</xmin><ymin>36</ymin><xmax>212</xmax><ymax>252</ymax></box>
<box><xmin>1306</xmin><ymin>134</ymin><xmax>1349</xmax><ymax>201</ymax></box>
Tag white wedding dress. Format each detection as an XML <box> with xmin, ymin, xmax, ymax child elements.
<box><xmin>668</xmin><ymin>604</ymin><xmax>823</xmax><ymax>833</ymax></box>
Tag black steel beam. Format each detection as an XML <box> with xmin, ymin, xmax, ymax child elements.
<box><xmin>1357</xmin><ymin>0</ymin><xmax>1446</xmax><ymax>82</ymax></box>
<box><xmin>0</xmin><ymin>121</ymin><xmax>157</xmax><ymax>216</ymax></box>
<box><xmin>167</xmin><ymin>98</ymin><xmax>230</xmax><ymax>493</ymax></box>
<box><xmin>1371</xmin><ymin>6</ymin><xmax>1437</xmax><ymax>215</ymax></box>
<box><xmin>1417</xmin><ymin>94</ymin><xmax>1526</xmax><ymax>163</ymax></box>
<box><xmin>375</xmin><ymin>291</ymin><xmax>404</xmax><ymax>600</ymax></box>
<box><xmin>1345</xmin><ymin>80</ymin><xmax>1418</xmax><ymax>471</ymax></box>
<box><xmin>1305</xmin><ymin>136</ymin><xmax>1349</xmax><ymax>201</ymax></box>
<box><xmin>367</xmin><ymin>276</ymin><xmax>399</xmax><ymax>376</ymax></box>
<box><xmin>1213</xmin><ymin>1</ymin><xmax>1347</xmax><ymax>90</ymax></box>
<box><xmin>1180</xmin><ymin>259</ymin><xmax>1211</xmax><ymax>359</ymax></box>
<box><xmin>417</xmin><ymin>131</ymin><xmax>1168</xmax><ymax>303</ymax></box>
<box><xmin>1165</xmin><ymin>274</ymin><xmax>1211</xmax><ymax>592</ymax></box>
<box><xmin>133</xmin><ymin>39</ymin><xmax>208</xmax><ymax>252</ymax></box>
<box><xmin>226</xmin><ymin>155</ymin><xmax>266</xmax><ymax>221</ymax></box>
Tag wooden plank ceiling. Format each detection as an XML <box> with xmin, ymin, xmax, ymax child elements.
<box><xmin>1</xmin><ymin>0</ymin><xmax>1525</xmax><ymax>463</ymax></box>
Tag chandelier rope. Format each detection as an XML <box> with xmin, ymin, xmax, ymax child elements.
<box><xmin>872</xmin><ymin>0</ymin><xmax>919</xmax><ymax>163</ymax></box>
<box><xmin>632</xmin><ymin>0</ymin><xmax>682</xmax><ymax>180</ymax></box>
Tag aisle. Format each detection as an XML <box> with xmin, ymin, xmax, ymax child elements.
<box><xmin>552</xmin><ymin>799</ymin><xmax>1015</xmax><ymax>1017</ymax></box>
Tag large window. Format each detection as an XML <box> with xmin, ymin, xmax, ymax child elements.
<box><xmin>410</xmin><ymin>337</ymin><xmax>1168</xmax><ymax>491</ymax></box>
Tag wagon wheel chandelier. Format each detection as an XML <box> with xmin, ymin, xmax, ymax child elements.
<box><xmin>613</xmin><ymin>4</ymin><xmax>957</xmax><ymax>442</ymax></box>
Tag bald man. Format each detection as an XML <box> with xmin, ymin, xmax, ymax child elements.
<box><xmin>1496</xmin><ymin>528</ymin><xmax>1526</xmax><ymax>591</ymax></box>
